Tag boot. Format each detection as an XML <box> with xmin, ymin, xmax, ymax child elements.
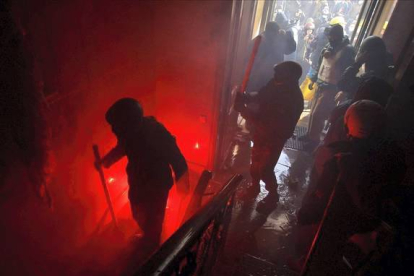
<box><xmin>256</xmin><ymin>191</ymin><xmax>279</xmax><ymax>214</ymax></box>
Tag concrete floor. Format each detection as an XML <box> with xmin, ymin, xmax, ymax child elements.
<box><xmin>213</xmin><ymin>146</ymin><xmax>313</xmax><ymax>276</ymax></box>
<box><xmin>212</xmin><ymin>106</ymin><xmax>314</xmax><ymax>276</ymax></box>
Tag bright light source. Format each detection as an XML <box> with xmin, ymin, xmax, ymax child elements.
<box><xmin>108</xmin><ymin>177</ymin><xmax>115</xmax><ymax>184</ymax></box>
<box><xmin>195</xmin><ymin>142</ymin><xmax>200</xmax><ymax>149</ymax></box>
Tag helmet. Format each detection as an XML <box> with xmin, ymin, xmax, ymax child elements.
<box><xmin>105</xmin><ymin>98</ymin><xmax>143</xmax><ymax>126</ymax></box>
<box><xmin>274</xmin><ymin>61</ymin><xmax>302</xmax><ymax>82</ymax></box>
<box><xmin>359</xmin><ymin>36</ymin><xmax>387</xmax><ymax>55</ymax></box>
<box><xmin>344</xmin><ymin>100</ymin><xmax>386</xmax><ymax>139</ymax></box>
<box><xmin>265</xmin><ymin>21</ymin><xmax>280</xmax><ymax>34</ymax></box>
<box><xmin>304</xmin><ymin>22</ymin><xmax>315</xmax><ymax>30</ymax></box>
<box><xmin>330</xmin><ymin>16</ymin><xmax>346</xmax><ymax>27</ymax></box>
<box><xmin>275</xmin><ymin>12</ymin><xmax>288</xmax><ymax>28</ymax></box>
<box><xmin>327</xmin><ymin>24</ymin><xmax>344</xmax><ymax>39</ymax></box>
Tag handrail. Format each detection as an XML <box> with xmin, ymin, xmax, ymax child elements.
<box><xmin>182</xmin><ymin>170</ymin><xmax>213</xmax><ymax>224</ymax></box>
<box><xmin>134</xmin><ymin>174</ymin><xmax>243</xmax><ymax>276</ymax></box>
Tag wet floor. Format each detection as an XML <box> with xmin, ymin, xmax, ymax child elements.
<box><xmin>212</xmin><ymin>138</ymin><xmax>313</xmax><ymax>276</ymax></box>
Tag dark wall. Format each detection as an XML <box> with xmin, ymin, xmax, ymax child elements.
<box><xmin>153</xmin><ymin>0</ymin><xmax>232</xmax><ymax>168</ymax></box>
<box><xmin>383</xmin><ymin>0</ymin><xmax>414</xmax><ymax>66</ymax></box>
<box><xmin>1</xmin><ymin>0</ymin><xmax>233</xmax><ymax>274</ymax></box>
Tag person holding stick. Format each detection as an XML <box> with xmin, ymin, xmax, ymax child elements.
<box><xmin>246</xmin><ymin>21</ymin><xmax>297</xmax><ymax>93</ymax></box>
<box><xmin>95</xmin><ymin>98</ymin><xmax>189</xmax><ymax>255</ymax></box>
<box><xmin>234</xmin><ymin>62</ymin><xmax>304</xmax><ymax>210</ymax></box>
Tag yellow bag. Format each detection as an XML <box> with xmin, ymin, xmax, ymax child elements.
<box><xmin>300</xmin><ymin>77</ymin><xmax>318</xmax><ymax>101</ymax></box>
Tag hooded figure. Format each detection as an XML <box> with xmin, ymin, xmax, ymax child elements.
<box><xmin>235</xmin><ymin>61</ymin><xmax>304</xmax><ymax>209</ymax></box>
<box><xmin>337</xmin><ymin>36</ymin><xmax>394</xmax><ymax>101</ymax></box>
<box><xmin>98</xmin><ymin>98</ymin><xmax>189</xmax><ymax>255</ymax></box>
<box><xmin>246</xmin><ymin>21</ymin><xmax>297</xmax><ymax>92</ymax></box>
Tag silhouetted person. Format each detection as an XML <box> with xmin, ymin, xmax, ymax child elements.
<box><xmin>293</xmin><ymin>100</ymin><xmax>406</xmax><ymax>273</ymax></box>
<box><xmin>246</xmin><ymin>21</ymin><xmax>296</xmax><ymax>92</ymax></box>
<box><xmin>235</xmin><ymin>62</ymin><xmax>304</xmax><ymax>209</ymax></box>
<box><xmin>302</xmin><ymin>24</ymin><xmax>355</xmax><ymax>150</ymax></box>
<box><xmin>97</xmin><ymin>98</ymin><xmax>189</xmax><ymax>255</ymax></box>
<box><xmin>305</xmin><ymin>26</ymin><xmax>329</xmax><ymax>72</ymax></box>
<box><xmin>306</xmin><ymin>77</ymin><xmax>393</xmax><ymax>200</ymax></box>
<box><xmin>336</xmin><ymin>36</ymin><xmax>394</xmax><ymax>102</ymax></box>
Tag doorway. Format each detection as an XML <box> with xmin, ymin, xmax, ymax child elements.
<box><xmin>214</xmin><ymin>0</ymin><xmax>398</xmax><ymax>169</ymax></box>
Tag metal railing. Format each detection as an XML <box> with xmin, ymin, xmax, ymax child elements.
<box><xmin>182</xmin><ymin>170</ymin><xmax>213</xmax><ymax>224</ymax></box>
<box><xmin>134</xmin><ymin>174</ymin><xmax>243</xmax><ymax>276</ymax></box>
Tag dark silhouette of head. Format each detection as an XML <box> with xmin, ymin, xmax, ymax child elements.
<box><xmin>353</xmin><ymin>77</ymin><xmax>393</xmax><ymax>107</ymax></box>
<box><xmin>275</xmin><ymin>12</ymin><xmax>288</xmax><ymax>29</ymax></box>
<box><xmin>327</xmin><ymin>24</ymin><xmax>344</xmax><ymax>47</ymax></box>
<box><xmin>359</xmin><ymin>36</ymin><xmax>386</xmax><ymax>55</ymax></box>
<box><xmin>274</xmin><ymin>61</ymin><xmax>302</xmax><ymax>84</ymax></box>
<box><xmin>345</xmin><ymin>100</ymin><xmax>386</xmax><ymax>140</ymax></box>
<box><xmin>106</xmin><ymin>98</ymin><xmax>143</xmax><ymax>137</ymax></box>
<box><xmin>358</xmin><ymin>36</ymin><xmax>390</xmax><ymax>72</ymax></box>
<box><xmin>264</xmin><ymin>21</ymin><xmax>280</xmax><ymax>36</ymax></box>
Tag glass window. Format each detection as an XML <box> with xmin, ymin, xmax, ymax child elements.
<box><xmin>373</xmin><ymin>0</ymin><xmax>398</xmax><ymax>37</ymax></box>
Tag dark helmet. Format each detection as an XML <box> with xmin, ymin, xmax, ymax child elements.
<box><xmin>275</xmin><ymin>12</ymin><xmax>288</xmax><ymax>28</ymax></box>
<box><xmin>265</xmin><ymin>21</ymin><xmax>280</xmax><ymax>34</ymax></box>
<box><xmin>359</xmin><ymin>36</ymin><xmax>386</xmax><ymax>55</ymax></box>
<box><xmin>327</xmin><ymin>24</ymin><xmax>344</xmax><ymax>39</ymax></box>
<box><xmin>105</xmin><ymin>98</ymin><xmax>143</xmax><ymax>126</ymax></box>
<box><xmin>274</xmin><ymin>61</ymin><xmax>302</xmax><ymax>83</ymax></box>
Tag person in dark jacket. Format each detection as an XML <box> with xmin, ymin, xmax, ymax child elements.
<box><xmin>246</xmin><ymin>21</ymin><xmax>297</xmax><ymax>92</ymax></box>
<box><xmin>235</xmin><ymin>61</ymin><xmax>304</xmax><ymax>208</ymax></box>
<box><xmin>291</xmin><ymin>100</ymin><xmax>406</xmax><ymax>273</ymax></box>
<box><xmin>301</xmin><ymin>24</ymin><xmax>355</xmax><ymax>150</ymax></box>
<box><xmin>336</xmin><ymin>36</ymin><xmax>394</xmax><ymax>102</ymax></box>
<box><xmin>98</xmin><ymin>98</ymin><xmax>189</xmax><ymax>254</ymax></box>
<box><xmin>305</xmin><ymin>77</ymin><xmax>393</xmax><ymax>200</ymax></box>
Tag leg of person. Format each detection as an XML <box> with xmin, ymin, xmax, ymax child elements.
<box><xmin>300</xmin><ymin>88</ymin><xmax>321</xmax><ymax>141</ymax></box>
<box><xmin>256</xmin><ymin>143</ymin><xmax>285</xmax><ymax>213</ymax></box>
<box><xmin>261</xmin><ymin>142</ymin><xmax>285</xmax><ymax>201</ymax></box>
<box><xmin>307</xmin><ymin>86</ymin><xmax>336</xmax><ymax>143</ymax></box>
<box><xmin>243</xmin><ymin>144</ymin><xmax>262</xmax><ymax>200</ymax></box>
<box><xmin>130</xmin><ymin>188</ymin><xmax>170</xmax><ymax>255</ymax></box>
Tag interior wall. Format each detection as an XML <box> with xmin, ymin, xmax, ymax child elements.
<box><xmin>382</xmin><ymin>0</ymin><xmax>414</xmax><ymax>66</ymax></box>
<box><xmin>152</xmin><ymin>0</ymin><xmax>233</xmax><ymax>169</ymax></box>
<box><xmin>2</xmin><ymin>0</ymin><xmax>233</xmax><ymax>274</ymax></box>
<box><xmin>13</xmin><ymin>0</ymin><xmax>158</xmax><ymax>235</ymax></box>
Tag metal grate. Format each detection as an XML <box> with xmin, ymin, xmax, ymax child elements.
<box><xmin>284</xmin><ymin>126</ymin><xmax>307</xmax><ymax>151</ymax></box>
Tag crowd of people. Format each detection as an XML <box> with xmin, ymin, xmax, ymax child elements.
<box><xmin>92</xmin><ymin>2</ymin><xmax>412</xmax><ymax>272</ymax></box>
<box><xmin>232</xmin><ymin>2</ymin><xmax>413</xmax><ymax>273</ymax></box>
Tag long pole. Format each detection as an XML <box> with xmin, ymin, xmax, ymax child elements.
<box><xmin>300</xmin><ymin>174</ymin><xmax>341</xmax><ymax>276</ymax></box>
<box><xmin>240</xmin><ymin>35</ymin><xmax>262</xmax><ymax>93</ymax></box>
<box><xmin>93</xmin><ymin>144</ymin><xmax>119</xmax><ymax>229</ymax></box>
